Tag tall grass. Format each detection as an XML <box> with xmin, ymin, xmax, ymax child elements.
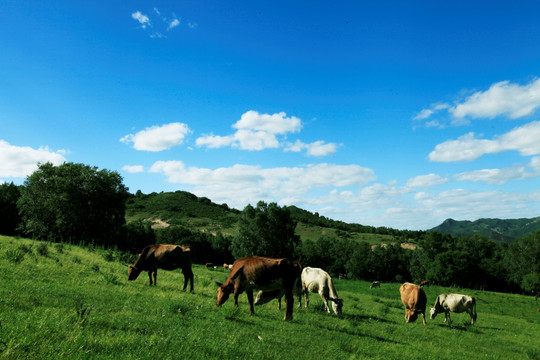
<box><xmin>0</xmin><ymin>235</ymin><xmax>538</xmax><ymax>359</ymax></box>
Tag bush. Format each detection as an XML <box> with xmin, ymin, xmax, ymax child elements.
<box><xmin>36</xmin><ymin>243</ymin><xmax>49</xmax><ymax>257</ymax></box>
<box><xmin>5</xmin><ymin>249</ymin><xmax>25</xmax><ymax>264</ymax></box>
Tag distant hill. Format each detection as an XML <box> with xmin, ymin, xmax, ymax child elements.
<box><xmin>125</xmin><ymin>191</ymin><xmax>424</xmax><ymax>244</ymax></box>
<box><xmin>431</xmin><ymin>217</ymin><xmax>540</xmax><ymax>243</ymax></box>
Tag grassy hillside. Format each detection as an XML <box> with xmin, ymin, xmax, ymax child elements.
<box><xmin>431</xmin><ymin>217</ymin><xmax>540</xmax><ymax>243</ymax></box>
<box><xmin>125</xmin><ymin>191</ymin><xmax>419</xmax><ymax>246</ymax></box>
<box><xmin>1</xmin><ymin>236</ymin><xmax>539</xmax><ymax>359</ymax></box>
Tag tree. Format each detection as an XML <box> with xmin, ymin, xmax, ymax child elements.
<box><xmin>505</xmin><ymin>232</ymin><xmax>540</xmax><ymax>283</ymax></box>
<box><xmin>17</xmin><ymin>162</ymin><xmax>129</xmax><ymax>245</ymax></box>
<box><xmin>230</xmin><ymin>201</ymin><xmax>299</xmax><ymax>259</ymax></box>
<box><xmin>0</xmin><ymin>182</ymin><xmax>22</xmax><ymax>235</ymax></box>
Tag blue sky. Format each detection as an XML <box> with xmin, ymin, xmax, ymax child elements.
<box><xmin>2</xmin><ymin>1</ymin><xmax>540</xmax><ymax>230</ymax></box>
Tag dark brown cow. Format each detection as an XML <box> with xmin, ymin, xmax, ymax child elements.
<box><xmin>128</xmin><ymin>244</ymin><xmax>194</xmax><ymax>292</ymax></box>
<box><xmin>215</xmin><ymin>256</ymin><xmax>302</xmax><ymax>321</ymax></box>
<box><xmin>420</xmin><ymin>280</ymin><xmax>430</xmax><ymax>287</ymax></box>
<box><xmin>400</xmin><ymin>282</ymin><xmax>427</xmax><ymax>325</ymax></box>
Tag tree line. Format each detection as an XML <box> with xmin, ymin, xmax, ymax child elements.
<box><xmin>1</xmin><ymin>162</ymin><xmax>538</xmax><ymax>297</ymax></box>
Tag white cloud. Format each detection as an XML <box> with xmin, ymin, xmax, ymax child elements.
<box><xmin>122</xmin><ymin>165</ymin><xmax>144</xmax><ymax>173</ymax></box>
<box><xmin>451</xmin><ymin>78</ymin><xmax>540</xmax><ymax>119</ymax></box>
<box><xmin>454</xmin><ymin>156</ymin><xmax>540</xmax><ymax>185</ymax></box>
<box><xmin>121</xmin><ymin>122</ymin><xmax>191</xmax><ymax>152</ymax></box>
<box><xmin>196</xmin><ymin>110</ymin><xmax>336</xmax><ymax>156</ymax></box>
<box><xmin>429</xmin><ymin>121</ymin><xmax>540</xmax><ymax>162</ymax></box>
<box><xmin>284</xmin><ymin>140</ymin><xmax>338</xmax><ymax>157</ymax></box>
<box><xmin>168</xmin><ymin>18</ymin><xmax>180</xmax><ymax>30</ymax></box>
<box><xmin>0</xmin><ymin>140</ymin><xmax>66</xmax><ymax>178</ymax></box>
<box><xmin>149</xmin><ymin>160</ymin><xmax>376</xmax><ymax>208</ymax></box>
<box><xmin>132</xmin><ymin>11</ymin><xmax>151</xmax><ymax>29</ymax></box>
<box><xmin>132</xmin><ymin>9</ymin><xmax>193</xmax><ymax>37</ymax></box>
<box><xmin>414</xmin><ymin>78</ymin><xmax>540</xmax><ymax>125</ymax></box>
<box><xmin>233</xmin><ymin>110</ymin><xmax>302</xmax><ymax>134</ymax></box>
<box><xmin>406</xmin><ymin>174</ymin><xmax>449</xmax><ymax>188</ymax></box>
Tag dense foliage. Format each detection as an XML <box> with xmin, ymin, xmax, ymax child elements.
<box><xmin>0</xmin><ymin>182</ymin><xmax>22</xmax><ymax>236</ymax></box>
<box><xmin>230</xmin><ymin>201</ymin><xmax>300</xmax><ymax>258</ymax></box>
<box><xmin>17</xmin><ymin>162</ymin><xmax>129</xmax><ymax>246</ymax></box>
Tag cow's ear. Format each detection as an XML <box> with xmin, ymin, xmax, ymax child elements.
<box><xmin>214</xmin><ymin>280</ymin><xmax>223</xmax><ymax>287</ymax></box>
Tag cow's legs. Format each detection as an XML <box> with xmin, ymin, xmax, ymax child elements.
<box><xmin>148</xmin><ymin>270</ymin><xmax>157</xmax><ymax>286</ymax></box>
<box><xmin>421</xmin><ymin>312</ymin><xmax>426</xmax><ymax>325</ymax></box>
<box><xmin>446</xmin><ymin>311</ymin><xmax>452</xmax><ymax>324</ymax></box>
<box><xmin>283</xmin><ymin>288</ymin><xmax>294</xmax><ymax>321</ymax></box>
<box><xmin>246</xmin><ymin>290</ymin><xmax>255</xmax><ymax>315</ymax></box>
<box><xmin>320</xmin><ymin>293</ymin><xmax>331</xmax><ymax>313</ymax></box>
<box><xmin>304</xmin><ymin>293</ymin><xmax>310</xmax><ymax>308</ymax></box>
<box><xmin>181</xmin><ymin>268</ymin><xmax>194</xmax><ymax>292</ymax></box>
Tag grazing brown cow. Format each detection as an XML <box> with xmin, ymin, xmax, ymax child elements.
<box><xmin>205</xmin><ymin>262</ymin><xmax>214</xmax><ymax>269</ymax></box>
<box><xmin>420</xmin><ymin>280</ymin><xmax>430</xmax><ymax>287</ymax></box>
<box><xmin>215</xmin><ymin>256</ymin><xmax>302</xmax><ymax>321</ymax></box>
<box><xmin>400</xmin><ymin>282</ymin><xmax>427</xmax><ymax>325</ymax></box>
<box><xmin>128</xmin><ymin>244</ymin><xmax>194</xmax><ymax>292</ymax></box>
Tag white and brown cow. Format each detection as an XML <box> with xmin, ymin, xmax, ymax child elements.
<box><xmin>430</xmin><ymin>293</ymin><xmax>477</xmax><ymax>325</ymax></box>
<box><xmin>215</xmin><ymin>256</ymin><xmax>302</xmax><ymax>321</ymax></box>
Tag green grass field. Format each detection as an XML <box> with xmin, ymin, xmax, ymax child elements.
<box><xmin>1</xmin><ymin>236</ymin><xmax>538</xmax><ymax>359</ymax></box>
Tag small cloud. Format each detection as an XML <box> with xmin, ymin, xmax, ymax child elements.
<box><xmin>122</xmin><ymin>165</ymin><xmax>144</xmax><ymax>173</ymax></box>
<box><xmin>188</xmin><ymin>22</ymin><xmax>198</xmax><ymax>29</ymax></box>
<box><xmin>168</xmin><ymin>18</ymin><xmax>180</xmax><ymax>30</ymax></box>
<box><xmin>121</xmin><ymin>122</ymin><xmax>192</xmax><ymax>152</ymax></box>
<box><xmin>406</xmin><ymin>174</ymin><xmax>449</xmax><ymax>188</ymax></box>
<box><xmin>132</xmin><ymin>11</ymin><xmax>151</xmax><ymax>29</ymax></box>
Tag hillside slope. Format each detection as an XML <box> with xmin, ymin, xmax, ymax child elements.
<box><xmin>431</xmin><ymin>217</ymin><xmax>540</xmax><ymax>243</ymax></box>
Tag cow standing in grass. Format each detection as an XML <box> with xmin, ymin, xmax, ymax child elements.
<box><xmin>215</xmin><ymin>256</ymin><xmax>302</xmax><ymax>321</ymax></box>
<box><xmin>255</xmin><ymin>266</ymin><xmax>343</xmax><ymax>315</ymax></box>
<box><xmin>400</xmin><ymin>282</ymin><xmax>427</xmax><ymax>325</ymax></box>
<box><xmin>128</xmin><ymin>244</ymin><xmax>194</xmax><ymax>292</ymax></box>
<box><xmin>430</xmin><ymin>293</ymin><xmax>477</xmax><ymax>325</ymax></box>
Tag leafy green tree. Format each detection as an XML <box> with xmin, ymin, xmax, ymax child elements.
<box><xmin>230</xmin><ymin>201</ymin><xmax>299</xmax><ymax>259</ymax></box>
<box><xmin>17</xmin><ymin>162</ymin><xmax>129</xmax><ymax>245</ymax></box>
<box><xmin>0</xmin><ymin>182</ymin><xmax>22</xmax><ymax>235</ymax></box>
<box><xmin>505</xmin><ymin>231</ymin><xmax>540</xmax><ymax>292</ymax></box>
<box><xmin>521</xmin><ymin>273</ymin><xmax>540</xmax><ymax>299</ymax></box>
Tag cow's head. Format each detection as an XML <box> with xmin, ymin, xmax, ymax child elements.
<box><xmin>429</xmin><ymin>307</ymin><xmax>438</xmax><ymax>320</ymax></box>
<box><xmin>215</xmin><ymin>281</ymin><xmax>233</xmax><ymax>306</ymax></box>
<box><xmin>128</xmin><ymin>265</ymin><xmax>142</xmax><ymax>281</ymax></box>
<box><xmin>330</xmin><ymin>298</ymin><xmax>344</xmax><ymax>315</ymax></box>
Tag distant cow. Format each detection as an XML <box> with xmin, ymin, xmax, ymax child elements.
<box><xmin>400</xmin><ymin>282</ymin><xmax>427</xmax><ymax>325</ymax></box>
<box><xmin>430</xmin><ymin>293</ymin><xmax>477</xmax><ymax>325</ymax></box>
<box><xmin>370</xmin><ymin>281</ymin><xmax>381</xmax><ymax>289</ymax></box>
<box><xmin>215</xmin><ymin>256</ymin><xmax>302</xmax><ymax>321</ymax></box>
<box><xmin>205</xmin><ymin>262</ymin><xmax>214</xmax><ymax>269</ymax></box>
<box><xmin>128</xmin><ymin>244</ymin><xmax>194</xmax><ymax>292</ymax></box>
<box><xmin>420</xmin><ymin>280</ymin><xmax>430</xmax><ymax>287</ymax></box>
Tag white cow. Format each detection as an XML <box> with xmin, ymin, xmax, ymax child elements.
<box><xmin>370</xmin><ymin>281</ymin><xmax>381</xmax><ymax>289</ymax></box>
<box><xmin>301</xmin><ymin>267</ymin><xmax>343</xmax><ymax>315</ymax></box>
<box><xmin>430</xmin><ymin>293</ymin><xmax>477</xmax><ymax>325</ymax></box>
<box><xmin>255</xmin><ymin>267</ymin><xmax>344</xmax><ymax>315</ymax></box>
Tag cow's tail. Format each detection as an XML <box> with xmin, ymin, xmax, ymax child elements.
<box><xmin>472</xmin><ymin>297</ymin><xmax>477</xmax><ymax>323</ymax></box>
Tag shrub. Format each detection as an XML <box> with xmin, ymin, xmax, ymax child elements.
<box><xmin>36</xmin><ymin>243</ymin><xmax>49</xmax><ymax>257</ymax></box>
<box><xmin>5</xmin><ymin>249</ymin><xmax>25</xmax><ymax>264</ymax></box>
